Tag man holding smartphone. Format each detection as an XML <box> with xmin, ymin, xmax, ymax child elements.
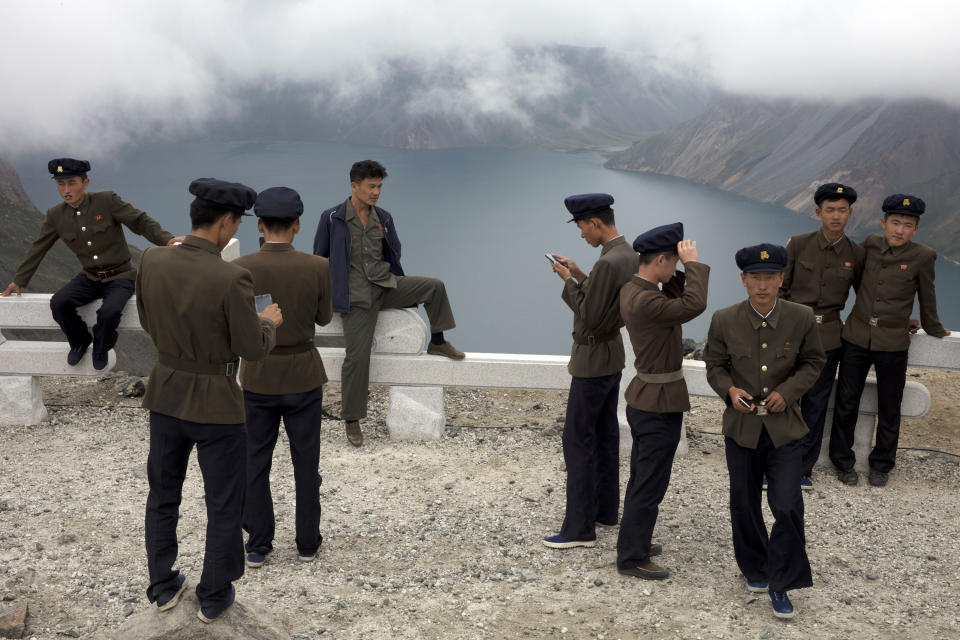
<box><xmin>234</xmin><ymin>187</ymin><xmax>333</xmax><ymax>568</ymax></box>
<box><xmin>703</xmin><ymin>243</ymin><xmax>825</xmax><ymax>620</ymax></box>
<box><xmin>616</xmin><ymin>223</ymin><xmax>709</xmax><ymax>580</ymax></box>
<box><xmin>779</xmin><ymin>183</ymin><xmax>864</xmax><ymax>490</ymax></box>
<box><xmin>543</xmin><ymin>193</ymin><xmax>638</xmax><ymax>550</ymax></box>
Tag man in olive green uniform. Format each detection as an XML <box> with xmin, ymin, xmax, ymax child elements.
<box><xmin>1</xmin><ymin>158</ymin><xmax>183</xmax><ymax>370</ymax></box>
<box><xmin>617</xmin><ymin>223</ymin><xmax>709</xmax><ymax>580</ymax></box>
<box><xmin>543</xmin><ymin>193</ymin><xmax>639</xmax><ymax>549</ymax></box>
<box><xmin>233</xmin><ymin>187</ymin><xmax>333</xmax><ymax>568</ymax></box>
<box><xmin>829</xmin><ymin>194</ymin><xmax>951</xmax><ymax>487</ymax></box>
<box><xmin>313</xmin><ymin>160</ymin><xmax>463</xmax><ymax>447</ymax></box>
<box><xmin>704</xmin><ymin>244</ymin><xmax>825</xmax><ymax>620</ymax></box>
<box><xmin>137</xmin><ymin>178</ymin><xmax>282</xmax><ymax>623</ymax></box>
<box><xmin>780</xmin><ymin>183</ymin><xmax>865</xmax><ymax>489</ymax></box>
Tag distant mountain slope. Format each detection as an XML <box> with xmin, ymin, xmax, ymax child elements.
<box><xmin>605</xmin><ymin>95</ymin><xmax>960</xmax><ymax>261</ymax></box>
<box><xmin>216</xmin><ymin>45</ymin><xmax>715</xmax><ymax>150</ymax></box>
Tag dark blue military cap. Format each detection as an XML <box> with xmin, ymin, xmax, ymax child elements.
<box><xmin>735</xmin><ymin>243</ymin><xmax>787</xmax><ymax>273</ymax></box>
<box><xmin>564</xmin><ymin>193</ymin><xmax>614</xmax><ymax>222</ymax></box>
<box><xmin>254</xmin><ymin>186</ymin><xmax>304</xmax><ymax>220</ymax></box>
<box><xmin>882</xmin><ymin>193</ymin><xmax>925</xmax><ymax>217</ymax></box>
<box><xmin>188</xmin><ymin>178</ymin><xmax>257</xmax><ymax>215</ymax></box>
<box><xmin>814</xmin><ymin>182</ymin><xmax>857</xmax><ymax>206</ymax></box>
<box><xmin>48</xmin><ymin>158</ymin><xmax>90</xmax><ymax>178</ymax></box>
<box><xmin>633</xmin><ymin>222</ymin><xmax>683</xmax><ymax>254</ymax></box>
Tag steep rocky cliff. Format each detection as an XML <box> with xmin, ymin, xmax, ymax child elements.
<box><xmin>606</xmin><ymin>95</ymin><xmax>960</xmax><ymax>261</ymax></box>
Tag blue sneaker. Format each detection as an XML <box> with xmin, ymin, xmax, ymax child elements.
<box><xmin>197</xmin><ymin>584</ymin><xmax>236</xmax><ymax>624</ymax></box>
<box><xmin>770</xmin><ymin>590</ymin><xmax>796</xmax><ymax>619</ymax></box>
<box><xmin>156</xmin><ymin>574</ymin><xmax>188</xmax><ymax>612</ymax></box>
<box><xmin>762</xmin><ymin>475</ymin><xmax>768</xmax><ymax>490</ymax></box>
<box><xmin>746</xmin><ymin>579</ymin><xmax>769</xmax><ymax>593</ymax></box>
<box><xmin>245</xmin><ymin>552</ymin><xmax>268</xmax><ymax>568</ymax></box>
<box><xmin>542</xmin><ymin>534</ymin><xmax>597</xmax><ymax>549</ymax></box>
<box><xmin>800</xmin><ymin>476</ymin><xmax>813</xmax><ymax>491</ymax></box>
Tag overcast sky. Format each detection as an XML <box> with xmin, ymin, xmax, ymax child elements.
<box><xmin>3</xmin><ymin>0</ymin><xmax>959</xmax><ymax>154</ymax></box>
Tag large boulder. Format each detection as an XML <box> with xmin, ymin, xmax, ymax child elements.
<box><xmin>107</xmin><ymin>588</ymin><xmax>286</xmax><ymax>640</ymax></box>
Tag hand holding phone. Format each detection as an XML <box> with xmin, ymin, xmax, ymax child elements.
<box><xmin>545</xmin><ymin>253</ymin><xmax>558</xmax><ymax>264</ymax></box>
<box><xmin>737</xmin><ymin>396</ymin><xmax>753</xmax><ymax>409</ymax></box>
<box><xmin>255</xmin><ymin>294</ymin><xmax>273</xmax><ymax>313</ymax></box>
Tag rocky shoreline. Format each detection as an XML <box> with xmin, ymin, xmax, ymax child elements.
<box><xmin>0</xmin><ymin>372</ymin><xmax>958</xmax><ymax>639</ymax></box>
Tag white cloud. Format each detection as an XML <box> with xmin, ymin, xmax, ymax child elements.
<box><xmin>2</xmin><ymin>0</ymin><xmax>959</xmax><ymax>154</ymax></box>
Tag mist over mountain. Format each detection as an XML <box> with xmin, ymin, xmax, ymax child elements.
<box><xmin>205</xmin><ymin>46</ymin><xmax>713</xmax><ymax>150</ymax></box>
<box><xmin>605</xmin><ymin>95</ymin><xmax>960</xmax><ymax>261</ymax></box>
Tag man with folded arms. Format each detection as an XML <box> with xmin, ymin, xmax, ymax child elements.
<box><xmin>703</xmin><ymin>244</ymin><xmax>825</xmax><ymax>619</ymax></box>
<box><xmin>234</xmin><ymin>186</ymin><xmax>333</xmax><ymax>568</ymax></box>
<box><xmin>137</xmin><ymin>178</ymin><xmax>281</xmax><ymax>623</ymax></box>
<box><xmin>829</xmin><ymin>194</ymin><xmax>951</xmax><ymax>487</ymax></box>
<box><xmin>616</xmin><ymin>223</ymin><xmax>708</xmax><ymax>580</ymax></box>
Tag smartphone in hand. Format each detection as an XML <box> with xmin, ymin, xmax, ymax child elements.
<box><xmin>545</xmin><ymin>253</ymin><xmax>558</xmax><ymax>264</ymax></box>
<box><xmin>255</xmin><ymin>294</ymin><xmax>273</xmax><ymax>313</ymax></box>
<box><xmin>737</xmin><ymin>396</ymin><xmax>753</xmax><ymax>409</ymax></box>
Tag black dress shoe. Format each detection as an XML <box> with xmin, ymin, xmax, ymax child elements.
<box><xmin>868</xmin><ymin>470</ymin><xmax>889</xmax><ymax>487</ymax></box>
<box><xmin>92</xmin><ymin>351</ymin><xmax>108</xmax><ymax>371</ymax></box>
<box><xmin>67</xmin><ymin>342</ymin><xmax>90</xmax><ymax>366</ymax></box>
<box><xmin>837</xmin><ymin>469</ymin><xmax>859</xmax><ymax>486</ymax></box>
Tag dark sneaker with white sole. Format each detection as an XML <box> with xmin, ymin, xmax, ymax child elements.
<box><xmin>770</xmin><ymin>590</ymin><xmax>796</xmax><ymax>619</ymax></box>
<box><xmin>197</xmin><ymin>585</ymin><xmax>236</xmax><ymax>624</ymax></box>
<box><xmin>542</xmin><ymin>534</ymin><xmax>596</xmax><ymax>549</ymax></box>
<box><xmin>746</xmin><ymin>579</ymin><xmax>769</xmax><ymax>593</ymax></box>
<box><xmin>156</xmin><ymin>574</ymin><xmax>188</xmax><ymax>612</ymax></box>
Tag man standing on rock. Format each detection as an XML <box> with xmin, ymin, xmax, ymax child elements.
<box><xmin>234</xmin><ymin>187</ymin><xmax>332</xmax><ymax>568</ymax></box>
<box><xmin>828</xmin><ymin>194</ymin><xmax>951</xmax><ymax>487</ymax></box>
<box><xmin>779</xmin><ymin>183</ymin><xmax>864</xmax><ymax>490</ymax></box>
<box><xmin>313</xmin><ymin>160</ymin><xmax>464</xmax><ymax>448</ymax></box>
<box><xmin>616</xmin><ymin>224</ymin><xmax>708</xmax><ymax>580</ymax></box>
<box><xmin>137</xmin><ymin>178</ymin><xmax>281</xmax><ymax>623</ymax></box>
<box><xmin>1</xmin><ymin>158</ymin><xmax>183</xmax><ymax>369</ymax></box>
<box><xmin>543</xmin><ymin>193</ymin><xmax>638</xmax><ymax>550</ymax></box>
<box><xmin>703</xmin><ymin>244</ymin><xmax>825</xmax><ymax>620</ymax></box>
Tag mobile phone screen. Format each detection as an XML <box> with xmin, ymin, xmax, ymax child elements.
<box><xmin>545</xmin><ymin>253</ymin><xmax>557</xmax><ymax>264</ymax></box>
<box><xmin>254</xmin><ymin>294</ymin><xmax>273</xmax><ymax>313</ymax></box>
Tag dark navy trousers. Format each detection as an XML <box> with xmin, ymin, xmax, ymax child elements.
<box><xmin>49</xmin><ymin>272</ymin><xmax>134</xmax><ymax>353</ymax></box>
<box><xmin>725</xmin><ymin>428</ymin><xmax>812</xmax><ymax>593</ymax></box>
<box><xmin>144</xmin><ymin>412</ymin><xmax>246</xmax><ymax>610</ymax></box>
<box><xmin>242</xmin><ymin>387</ymin><xmax>324</xmax><ymax>557</ymax></box>
<box><xmin>798</xmin><ymin>346</ymin><xmax>842</xmax><ymax>477</ymax></box>
<box><xmin>560</xmin><ymin>373</ymin><xmax>621</xmax><ymax>541</ymax></box>
<box><xmin>828</xmin><ymin>340</ymin><xmax>909</xmax><ymax>473</ymax></box>
<box><xmin>617</xmin><ymin>407</ymin><xmax>682</xmax><ymax>569</ymax></box>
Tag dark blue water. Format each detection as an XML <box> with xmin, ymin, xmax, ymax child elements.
<box><xmin>14</xmin><ymin>143</ymin><xmax>960</xmax><ymax>354</ymax></box>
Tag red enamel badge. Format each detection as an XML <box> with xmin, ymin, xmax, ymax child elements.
<box><xmin>900</xmin><ymin>264</ymin><xmax>908</xmax><ymax>270</ymax></box>
<box><xmin>94</xmin><ymin>215</ymin><xmax>103</xmax><ymax>222</ymax></box>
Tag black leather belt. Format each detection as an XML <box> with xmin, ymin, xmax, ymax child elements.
<box><xmin>86</xmin><ymin>261</ymin><xmax>132</xmax><ymax>280</ymax></box>
<box><xmin>271</xmin><ymin>342</ymin><xmax>314</xmax><ymax>356</ymax></box>
<box><xmin>851</xmin><ymin>309</ymin><xmax>908</xmax><ymax>329</ymax></box>
<box><xmin>158</xmin><ymin>353</ymin><xmax>238</xmax><ymax>376</ymax></box>
<box><xmin>572</xmin><ymin>329</ymin><xmax>620</xmax><ymax>346</ymax></box>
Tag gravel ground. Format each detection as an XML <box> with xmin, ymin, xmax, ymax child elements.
<box><xmin>0</xmin><ymin>371</ymin><xmax>958</xmax><ymax>640</ymax></box>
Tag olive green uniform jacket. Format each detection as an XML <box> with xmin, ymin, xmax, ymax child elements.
<box><xmin>136</xmin><ymin>236</ymin><xmax>276</xmax><ymax>424</ymax></box>
<box><xmin>562</xmin><ymin>236</ymin><xmax>640</xmax><ymax>378</ymax></box>
<box><xmin>14</xmin><ymin>191</ymin><xmax>173</xmax><ymax>286</ymax></box>
<box><xmin>704</xmin><ymin>299</ymin><xmax>826</xmax><ymax>449</ymax></box>
<box><xmin>233</xmin><ymin>243</ymin><xmax>333</xmax><ymax>395</ymax></box>
<box><xmin>780</xmin><ymin>229</ymin><xmax>865</xmax><ymax>351</ymax></box>
<box><xmin>842</xmin><ymin>234</ymin><xmax>947</xmax><ymax>352</ymax></box>
<box><xmin>621</xmin><ymin>262</ymin><xmax>710</xmax><ymax>412</ymax></box>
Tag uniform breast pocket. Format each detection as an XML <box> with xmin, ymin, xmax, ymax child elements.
<box><xmin>728</xmin><ymin>342</ymin><xmax>752</xmax><ymax>360</ymax></box>
<box><xmin>92</xmin><ymin>217</ymin><xmax>112</xmax><ymax>233</ymax></box>
<box><xmin>775</xmin><ymin>346</ymin><xmax>793</xmax><ymax>361</ymax></box>
<box><xmin>798</xmin><ymin>259</ymin><xmax>815</xmax><ymax>272</ymax></box>
<box><xmin>890</xmin><ymin>268</ymin><xmax>917</xmax><ymax>297</ymax></box>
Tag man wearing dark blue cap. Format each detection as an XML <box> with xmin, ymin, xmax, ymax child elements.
<box><xmin>829</xmin><ymin>194</ymin><xmax>951</xmax><ymax>487</ymax></box>
<box><xmin>233</xmin><ymin>187</ymin><xmax>333</xmax><ymax>568</ymax></box>
<box><xmin>616</xmin><ymin>223</ymin><xmax>709</xmax><ymax>580</ymax></box>
<box><xmin>780</xmin><ymin>183</ymin><xmax>865</xmax><ymax>490</ymax></box>
<box><xmin>313</xmin><ymin>160</ymin><xmax>463</xmax><ymax>448</ymax></box>
<box><xmin>137</xmin><ymin>178</ymin><xmax>282</xmax><ymax>623</ymax></box>
<box><xmin>543</xmin><ymin>193</ymin><xmax>638</xmax><ymax>550</ymax></box>
<box><xmin>703</xmin><ymin>244</ymin><xmax>825</xmax><ymax>619</ymax></box>
<box><xmin>1</xmin><ymin>158</ymin><xmax>184</xmax><ymax>369</ymax></box>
